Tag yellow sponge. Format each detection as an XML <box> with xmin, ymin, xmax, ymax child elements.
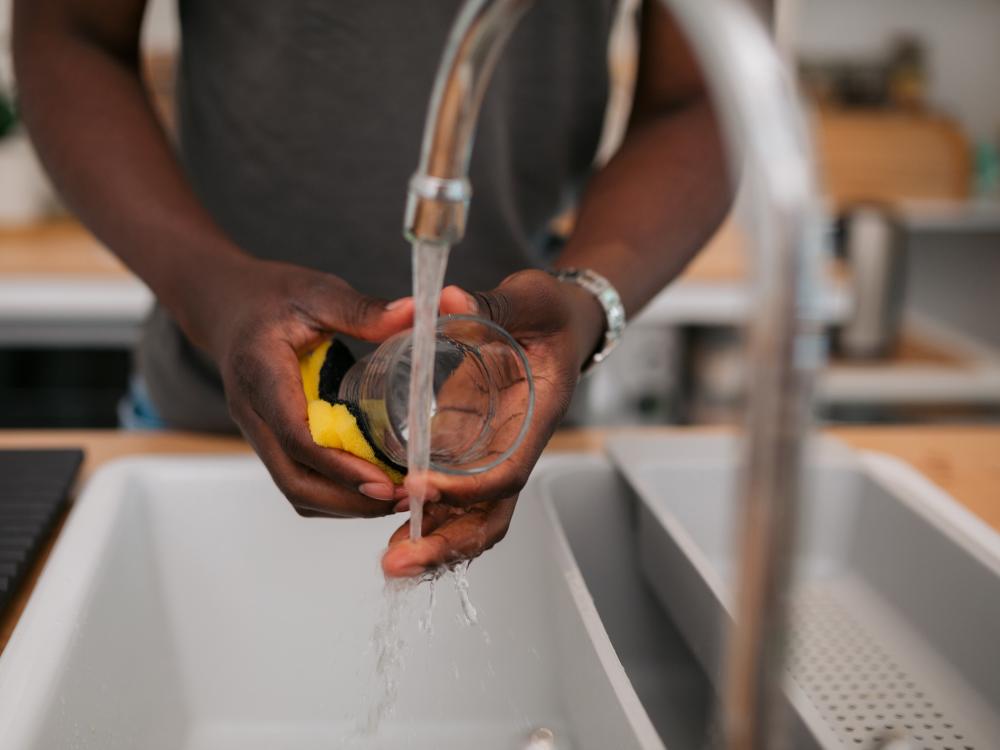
<box><xmin>300</xmin><ymin>340</ymin><xmax>329</xmax><ymax>403</ymax></box>
<box><xmin>305</xmin><ymin>400</ymin><xmax>405</xmax><ymax>484</ymax></box>
<box><xmin>300</xmin><ymin>341</ymin><xmax>405</xmax><ymax>485</ymax></box>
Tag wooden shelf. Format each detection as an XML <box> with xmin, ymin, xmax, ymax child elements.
<box><xmin>814</xmin><ymin>108</ymin><xmax>972</xmax><ymax>210</ymax></box>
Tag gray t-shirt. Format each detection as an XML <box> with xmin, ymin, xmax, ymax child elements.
<box><xmin>139</xmin><ymin>0</ymin><xmax>617</xmax><ymax>431</ymax></box>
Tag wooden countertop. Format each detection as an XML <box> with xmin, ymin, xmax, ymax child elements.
<box><xmin>2</xmin><ymin>425</ymin><xmax>998</xmax><ymax>656</ymax></box>
<box><xmin>0</xmin><ymin>216</ymin><xmax>842</xmax><ymax>286</ymax></box>
<box><xmin>0</xmin><ymin>218</ymin><xmax>854</xmax><ymax>345</ymax></box>
<box><xmin>0</xmin><ymin>220</ymin><xmax>131</xmax><ymax>278</ymax></box>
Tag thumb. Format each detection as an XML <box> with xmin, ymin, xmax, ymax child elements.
<box><xmin>439</xmin><ymin>285</ymin><xmax>478</xmax><ymax>316</ymax></box>
<box><xmin>466</xmin><ymin>270</ymin><xmax>566</xmax><ymax>336</ymax></box>
<box><xmin>307</xmin><ymin>279</ymin><xmax>414</xmax><ymax>342</ymax></box>
<box><xmin>381</xmin><ymin>498</ymin><xmax>517</xmax><ymax>578</ymax></box>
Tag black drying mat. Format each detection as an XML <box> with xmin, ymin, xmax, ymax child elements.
<box><xmin>0</xmin><ymin>449</ymin><xmax>83</xmax><ymax>614</ymax></box>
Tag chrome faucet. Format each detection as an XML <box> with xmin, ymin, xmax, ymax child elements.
<box><xmin>404</xmin><ymin>0</ymin><xmax>534</xmax><ymax>246</ymax></box>
<box><xmin>404</xmin><ymin>1</ymin><xmax>825</xmax><ymax>749</ymax></box>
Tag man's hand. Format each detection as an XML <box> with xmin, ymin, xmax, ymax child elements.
<box><xmin>382</xmin><ymin>0</ymin><xmax>731</xmax><ymax>576</ymax></box>
<box><xmin>381</xmin><ymin>269</ymin><xmax>604</xmax><ymax>577</ymax></box>
<box><xmin>188</xmin><ymin>256</ymin><xmax>415</xmax><ymax>518</ymax></box>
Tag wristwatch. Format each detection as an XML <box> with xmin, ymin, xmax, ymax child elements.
<box><xmin>548</xmin><ymin>268</ymin><xmax>626</xmax><ymax>372</ymax></box>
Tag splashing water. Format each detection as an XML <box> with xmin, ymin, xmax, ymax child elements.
<box><xmin>417</xmin><ymin>575</ymin><xmax>437</xmax><ymax>638</ymax></box>
<box><xmin>362</xmin><ymin>561</ymin><xmax>483</xmax><ymax>738</ymax></box>
<box><xmin>449</xmin><ymin>559</ymin><xmax>478</xmax><ymax>626</ymax></box>
<box><xmin>406</xmin><ymin>240</ymin><xmax>450</xmax><ymax>541</ymax></box>
<box><xmin>363</xmin><ymin>577</ymin><xmax>417</xmax><ymax>735</ymax></box>
<box><xmin>525</xmin><ymin>727</ymin><xmax>557</xmax><ymax>749</ymax></box>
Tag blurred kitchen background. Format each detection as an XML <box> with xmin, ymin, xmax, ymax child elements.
<box><xmin>1</xmin><ymin>0</ymin><xmax>998</xmax><ymax>429</ymax></box>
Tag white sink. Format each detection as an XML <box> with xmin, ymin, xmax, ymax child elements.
<box><xmin>608</xmin><ymin>434</ymin><xmax>1000</xmax><ymax>750</ymax></box>
<box><xmin>0</xmin><ymin>455</ymin><xmax>670</xmax><ymax>750</ymax></box>
<box><xmin>19</xmin><ymin>439</ymin><xmax>984</xmax><ymax>750</ymax></box>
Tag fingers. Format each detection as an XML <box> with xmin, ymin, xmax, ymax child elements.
<box><xmin>215</xmin><ymin>267</ymin><xmax>422</xmax><ymax>518</ymax></box>
<box><xmin>429</xmin><ymin>271</ymin><xmax>578</xmax><ymax>509</ymax></box>
<box><xmin>424</xmin><ymin>433</ymin><xmax>544</xmax><ymax>509</ymax></box>
<box><xmin>467</xmin><ymin>270</ymin><xmax>568</xmax><ymax>337</ymax></box>
<box><xmin>422</xmin><ymin>374</ymin><xmax>568</xmax><ymax>508</ymax></box>
<box><xmin>381</xmin><ymin>496</ymin><xmax>518</xmax><ymax>577</ymax></box>
<box><xmin>229</xmin><ymin>341</ymin><xmax>396</xmax><ymax>491</ymax></box>
<box><xmin>299</xmin><ymin>277</ymin><xmax>414</xmax><ymax>343</ymax></box>
<box><xmin>386</xmin><ymin>500</ymin><xmax>453</xmax><ymax>545</ymax></box>
<box><xmin>439</xmin><ymin>285</ymin><xmax>477</xmax><ymax>315</ymax></box>
<box><xmin>236</xmin><ymin>405</ymin><xmax>398</xmax><ymax>518</ymax></box>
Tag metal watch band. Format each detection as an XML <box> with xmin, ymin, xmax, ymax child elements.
<box><xmin>548</xmin><ymin>268</ymin><xmax>626</xmax><ymax>372</ymax></box>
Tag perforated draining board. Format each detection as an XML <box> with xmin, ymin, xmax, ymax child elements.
<box><xmin>788</xmin><ymin>585</ymin><xmax>984</xmax><ymax>750</ymax></box>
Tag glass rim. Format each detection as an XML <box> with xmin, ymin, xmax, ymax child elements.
<box><xmin>388</xmin><ymin>313</ymin><xmax>536</xmax><ymax>476</ymax></box>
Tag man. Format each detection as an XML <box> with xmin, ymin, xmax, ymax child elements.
<box><xmin>13</xmin><ymin>0</ymin><xmax>728</xmax><ymax>577</ymax></box>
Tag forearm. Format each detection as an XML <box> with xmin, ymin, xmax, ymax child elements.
<box><xmin>13</xmin><ymin>5</ymin><xmax>246</xmax><ymax>343</ymax></box>
<box><xmin>555</xmin><ymin>95</ymin><xmax>730</xmax><ymax>319</ymax></box>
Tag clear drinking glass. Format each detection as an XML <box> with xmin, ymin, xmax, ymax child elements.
<box><xmin>337</xmin><ymin>314</ymin><xmax>535</xmax><ymax>475</ymax></box>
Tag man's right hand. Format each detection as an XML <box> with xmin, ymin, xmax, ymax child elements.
<box><xmin>12</xmin><ymin>2</ymin><xmax>412</xmax><ymax>520</ymax></box>
<box><xmin>184</xmin><ymin>256</ymin><xmax>414</xmax><ymax>519</ymax></box>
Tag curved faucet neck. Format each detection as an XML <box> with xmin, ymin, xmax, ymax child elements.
<box><xmin>404</xmin><ymin>0</ymin><xmax>535</xmax><ymax>246</ymax></box>
<box><xmin>405</xmin><ymin>3</ymin><xmax>825</xmax><ymax>748</ymax></box>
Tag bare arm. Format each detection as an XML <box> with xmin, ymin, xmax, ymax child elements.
<box><xmin>12</xmin><ymin>0</ymin><xmax>244</xmax><ymax>337</ymax></box>
<box><xmin>555</xmin><ymin>0</ymin><xmax>731</xmax><ymax>349</ymax></box>
<box><xmin>14</xmin><ymin>0</ymin><xmax>416</xmax><ymax>517</ymax></box>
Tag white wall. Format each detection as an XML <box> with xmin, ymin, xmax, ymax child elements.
<box><xmin>795</xmin><ymin>0</ymin><xmax>1000</xmax><ymax>142</ymax></box>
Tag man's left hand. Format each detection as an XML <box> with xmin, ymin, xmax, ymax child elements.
<box><xmin>382</xmin><ymin>269</ymin><xmax>605</xmax><ymax>577</ymax></box>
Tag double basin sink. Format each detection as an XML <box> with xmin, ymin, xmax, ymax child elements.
<box><xmin>0</xmin><ymin>435</ymin><xmax>996</xmax><ymax>748</ymax></box>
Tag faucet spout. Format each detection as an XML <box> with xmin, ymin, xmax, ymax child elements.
<box><xmin>404</xmin><ymin>0</ymin><xmax>535</xmax><ymax>246</ymax></box>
